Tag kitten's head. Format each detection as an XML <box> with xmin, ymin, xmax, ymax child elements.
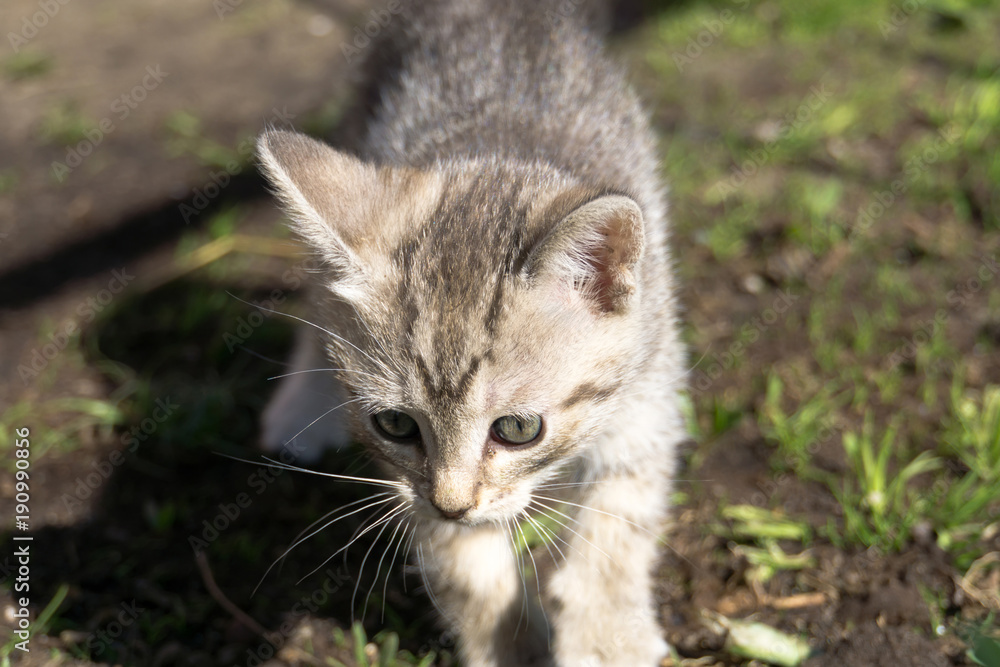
<box><xmin>258</xmin><ymin>130</ymin><xmax>648</xmax><ymax>525</ymax></box>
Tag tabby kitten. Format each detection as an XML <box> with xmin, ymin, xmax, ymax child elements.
<box><xmin>257</xmin><ymin>1</ymin><xmax>686</xmax><ymax>665</ymax></box>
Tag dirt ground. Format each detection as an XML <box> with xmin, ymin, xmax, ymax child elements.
<box><xmin>1</xmin><ymin>0</ymin><xmax>999</xmax><ymax>666</ymax></box>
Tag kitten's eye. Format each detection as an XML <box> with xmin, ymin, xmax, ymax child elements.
<box><xmin>491</xmin><ymin>414</ymin><xmax>543</xmax><ymax>445</ymax></box>
<box><xmin>373</xmin><ymin>410</ymin><xmax>420</xmax><ymax>441</ymax></box>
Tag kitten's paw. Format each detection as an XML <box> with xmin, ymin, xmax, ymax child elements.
<box><xmin>557</xmin><ymin>638</ymin><xmax>668</xmax><ymax>667</ymax></box>
<box><xmin>554</xmin><ymin>616</ymin><xmax>667</xmax><ymax>667</ymax></box>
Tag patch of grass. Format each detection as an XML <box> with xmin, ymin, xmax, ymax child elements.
<box><xmin>831</xmin><ymin>413</ymin><xmax>940</xmax><ymax>553</ymax></box>
<box><xmin>707</xmin><ymin>396</ymin><xmax>744</xmax><ymax>436</ymax></box>
<box><xmin>0</xmin><ymin>168</ymin><xmax>18</xmax><ymax>195</ymax></box>
<box><xmin>912</xmin><ymin>65</ymin><xmax>1000</xmax><ymax>226</ymax></box>
<box><xmin>786</xmin><ymin>175</ymin><xmax>846</xmax><ymax>255</ymax></box>
<box><xmin>961</xmin><ymin>615</ymin><xmax>1000</xmax><ymax>667</ymax></box>
<box><xmin>930</xmin><ymin>384</ymin><xmax>1000</xmax><ymax>568</ymax></box>
<box><xmin>38</xmin><ymin>101</ymin><xmax>94</xmax><ymax>146</ymax></box>
<box><xmin>3</xmin><ymin>50</ymin><xmax>54</xmax><ymax>80</ymax></box>
<box><xmin>759</xmin><ymin>374</ymin><xmax>844</xmax><ymax>474</ymax></box>
<box><xmin>0</xmin><ymin>584</ymin><xmax>69</xmax><ymax>662</ymax></box>
<box><xmin>721</xmin><ymin>504</ymin><xmax>813</xmax><ymax>543</ymax></box>
<box><xmin>945</xmin><ymin>383</ymin><xmax>1000</xmax><ymax>482</ymax></box>
<box><xmin>0</xmin><ymin>395</ymin><xmax>129</xmax><ymax>464</ymax></box>
<box><xmin>165</xmin><ymin>110</ymin><xmax>248</xmax><ymax>170</ymax></box>
<box><xmin>702</xmin><ymin>610</ymin><xmax>813</xmax><ymax>667</ymax></box>
<box><xmin>716</xmin><ymin>505</ymin><xmax>814</xmax><ymax>586</ymax></box>
<box><xmin>341</xmin><ymin>622</ymin><xmax>438</xmax><ymax>667</ymax></box>
<box><xmin>702</xmin><ymin>199</ymin><xmax>758</xmax><ymax>260</ymax></box>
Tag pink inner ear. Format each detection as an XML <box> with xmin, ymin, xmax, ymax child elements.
<box><xmin>580</xmin><ymin>221</ymin><xmax>640</xmax><ymax>314</ymax></box>
<box><xmin>580</xmin><ymin>235</ymin><xmax>616</xmax><ymax>312</ymax></box>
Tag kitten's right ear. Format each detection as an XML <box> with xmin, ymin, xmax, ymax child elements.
<box><xmin>256</xmin><ymin>129</ymin><xmax>376</xmax><ymax>286</ymax></box>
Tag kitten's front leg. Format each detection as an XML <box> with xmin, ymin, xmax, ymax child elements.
<box><xmin>261</xmin><ymin>328</ymin><xmax>351</xmax><ymax>462</ymax></box>
<box><xmin>546</xmin><ymin>468</ymin><xmax>671</xmax><ymax>666</ymax></box>
<box><xmin>419</xmin><ymin>522</ymin><xmax>551</xmax><ymax>667</ymax></box>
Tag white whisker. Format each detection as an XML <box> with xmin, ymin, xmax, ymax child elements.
<box><xmin>535</xmin><ymin>480</ymin><xmax>608</xmax><ymax>490</ymax></box>
<box><xmin>401</xmin><ymin>522</ymin><xmax>419</xmax><ymax>594</ymax></box>
<box><xmin>532</xmin><ymin>494</ymin><xmax>661</xmax><ymax>540</ymax></box>
<box><xmin>505</xmin><ymin>517</ymin><xmax>529</xmax><ymax>637</ymax></box>
<box><xmin>280</xmin><ymin>398</ymin><xmax>363</xmax><ymax>445</ymax></box>
<box><xmin>219</xmin><ymin>454</ymin><xmax>404</xmax><ymax>489</ymax></box>
<box><xmin>226</xmin><ymin>292</ymin><xmax>394</xmax><ymax>378</ymax></box>
<box><xmin>298</xmin><ymin>501</ymin><xmax>408</xmax><ymax>585</ymax></box>
<box><xmin>381</xmin><ymin>517</ymin><xmax>412</xmax><ymax>621</ymax></box>
<box><xmin>267</xmin><ymin>367</ymin><xmax>384</xmax><ymax>382</ymax></box>
<box><xmin>527</xmin><ymin>504</ymin><xmax>593</xmax><ymax>566</ymax></box>
<box><xmin>293</xmin><ymin>492</ymin><xmax>396</xmax><ymax>544</ymax></box>
<box><xmin>254</xmin><ymin>493</ymin><xmax>396</xmax><ymax>595</ymax></box>
<box><xmin>354</xmin><ymin>503</ymin><xmax>410</xmax><ymax>617</ymax></box>
<box><xmin>520</xmin><ymin>510</ymin><xmax>563</xmax><ymax>565</ymax></box>
<box><xmin>513</xmin><ymin>514</ymin><xmax>548</xmax><ymax>641</ymax></box>
<box><xmin>528</xmin><ymin>499</ymin><xmax>612</xmax><ymax>561</ymax></box>
<box><xmin>416</xmin><ymin>541</ymin><xmax>444</xmax><ymax>617</ymax></box>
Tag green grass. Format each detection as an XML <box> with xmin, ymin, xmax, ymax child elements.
<box><xmin>336</xmin><ymin>623</ymin><xmax>440</xmax><ymax>667</ymax></box>
<box><xmin>0</xmin><ymin>584</ymin><xmax>69</xmax><ymax>665</ymax></box>
<box><xmin>38</xmin><ymin>101</ymin><xmax>94</xmax><ymax>146</ymax></box>
<box><xmin>717</xmin><ymin>504</ymin><xmax>815</xmax><ymax>585</ymax></box>
<box><xmin>164</xmin><ymin>110</ymin><xmax>248</xmax><ymax>169</ymax></box>
<box><xmin>3</xmin><ymin>50</ymin><xmax>53</xmax><ymax>80</ymax></box>
<box><xmin>649</xmin><ymin>3</ymin><xmax>1000</xmax><ymax>659</ymax></box>
<box><xmin>759</xmin><ymin>374</ymin><xmax>845</xmax><ymax>475</ymax></box>
<box><xmin>0</xmin><ymin>168</ymin><xmax>18</xmax><ymax>195</ymax></box>
<box><xmin>830</xmin><ymin>414</ymin><xmax>941</xmax><ymax>552</ymax></box>
<box><xmin>932</xmin><ymin>383</ymin><xmax>1000</xmax><ymax>568</ymax></box>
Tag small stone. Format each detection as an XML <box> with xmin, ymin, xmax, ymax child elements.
<box><xmin>742</xmin><ymin>273</ymin><xmax>766</xmax><ymax>295</ymax></box>
<box><xmin>307</xmin><ymin>14</ymin><xmax>335</xmax><ymax>37</ymax></box>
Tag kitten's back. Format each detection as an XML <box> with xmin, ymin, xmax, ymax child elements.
<box><xmin>360</xmin><ymin>0</ymin><xmax>659</xmax><ymax>201</ymax></box>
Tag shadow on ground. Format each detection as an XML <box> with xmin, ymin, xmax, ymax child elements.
<box><xmin>5</xmin><ymin>278</ymin><xmax>445</xmax><ymax>665</ymax></box>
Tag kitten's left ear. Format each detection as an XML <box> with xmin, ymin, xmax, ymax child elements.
<box><xmin>526</xmin><ymin>195</ymin><xmax>645</xmax><ymax>314</ymax></box>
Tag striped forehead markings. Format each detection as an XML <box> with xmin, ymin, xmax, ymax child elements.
<box><xmin>414</xmin><ymin>352</ymin><xmax>484</xmax><ymax>404</ymax></box>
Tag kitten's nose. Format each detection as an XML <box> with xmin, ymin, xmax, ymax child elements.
<box><xmin>432</xmin><ymin>502</ymin><xmax>470</xmax><ymax>520</ymax></box>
